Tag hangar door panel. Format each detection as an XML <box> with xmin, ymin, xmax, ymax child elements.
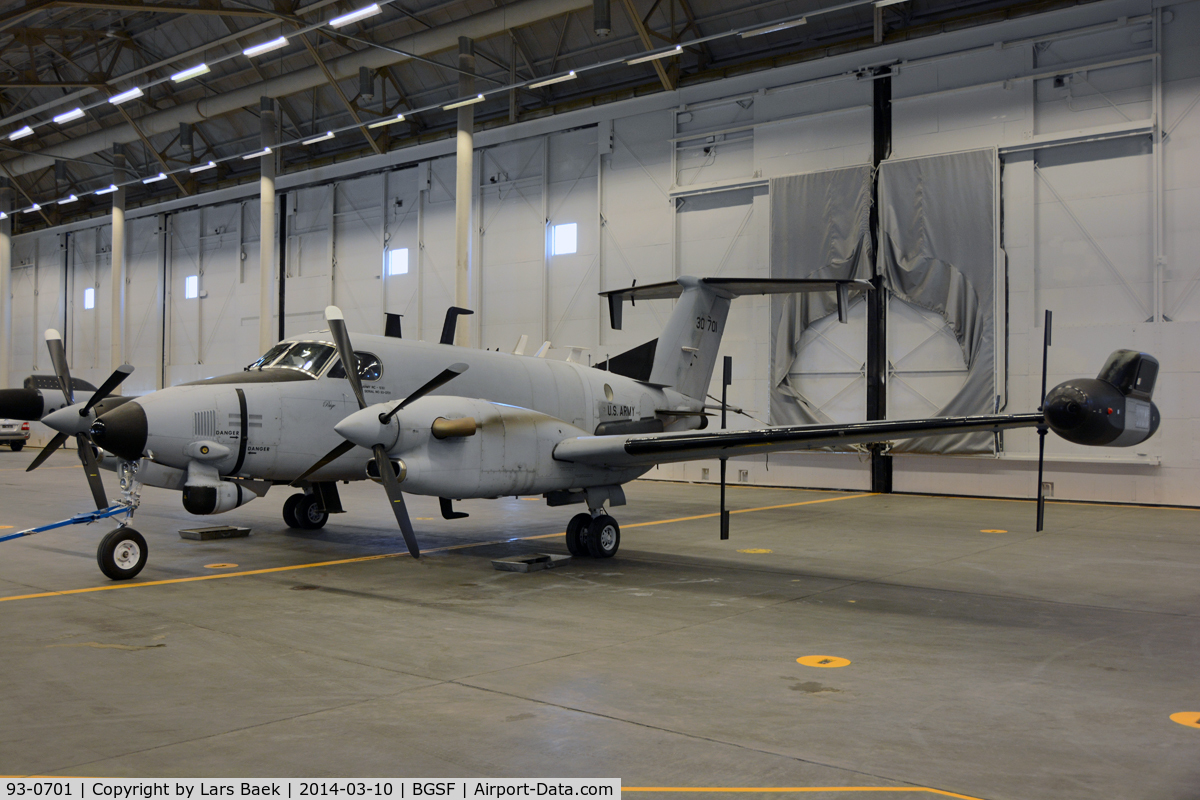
<box><xmin>67</xmin><ymin>226</ymin><xmax>111</xmax><ymax>387</ymax></box>
<box><xmin>480</xmin><ymin>138</ymin><xmax>544</xmax><ymax>350</ymax></box>
<box><xmin>546</xmin><ymin>128</ymin><xmax>599</xmax><ymax>352</ymax></box>
<box><xmin>9</xmin><ymin>233</ymin><xmax>63</xmax><ymax>377</ymax></box>
<box><xmin>878</xmin><ymin>149</ymin><xmax>1000</xmax><ymax>454</ymax></box>
<box><xmin>286</xmin><ymin>185</ymin><xmax>333</xmax><ymax>337</ymax></box>
<box><xmin>769</xmin><ymin>165</ymin><xmax>873</xmax><ymax>428</ymax></box>
<box><xmin>383</xmin><ymin>168</ymin><xmax>419</xmax><ymax>337</ymax></box>
<box><xmin>124</xmin><ymin>216</ymin><xmax>163</xmax><ymax>395</ymax></box>
<box><xmin>333</xmin><ymin>174</ymin><xmax>384</xmax><ymax>336</ymax></box>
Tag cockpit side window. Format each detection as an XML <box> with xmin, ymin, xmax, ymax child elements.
<box><xmin>327</xmin><ymin>352</ymin><xmax>383</xmax><ymax>382</ymax></box>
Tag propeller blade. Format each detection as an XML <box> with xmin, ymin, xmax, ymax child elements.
<box><xmin>291</xmin><ymin>440</ymin><xmax>356</xmax><ymax>486</ymax></box>
<box><xmin>81</xmin><ymin>364</ymin><xmax>134</xmax><ymax>415</ymax></box>
<box><xmin>76</xmin><ymin>434</ymin><xmax>108</xmax><ymax>510</ymax></box>
<box><xmin>374</xmin><ymin>444</ymin><xmax>419</xmax><ymax>558</ymax></box>
<box><xmin>325</xmin><ymin>306</ymin><xmax>367</xmax><ymax>410</ymax></box>
<box><xmin>379</xmin><ymin>363</ymin><xmax>469</xmax><ymax>424</ymax></box>
<box><xmin>719</xmin><ymin>355</ymin><xmax>732</xmax><ymax>541</ymax></box>
<box><xmin>45</xmin><ymin>329</ymin><xmax>74</xmax><ymax>404</ymax></box>
<box><xmin>1035</xmin><ymin>309</ymin><xmax>1052</xmax><ymax>533</ymax></box>
<box><xmin>26</xmin><ymin>432</ymin><xmax>69</xmax><ymax>472</ymax></box>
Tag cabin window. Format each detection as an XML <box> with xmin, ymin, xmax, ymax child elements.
<box><xmin>328</xmin><ymin>352</ymin><xmax>383</xmax><ymax>382</ymax></box>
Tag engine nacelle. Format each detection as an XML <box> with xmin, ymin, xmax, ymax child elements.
<box><xmin>182</xmin><ymin>481</ymin><xmax>257</xmax><ymax>515</ymax></box>
<box><xmin>1045</xmin><ymin>350</ymin><xmax>1160</xmax><ymax>447</ymax></box>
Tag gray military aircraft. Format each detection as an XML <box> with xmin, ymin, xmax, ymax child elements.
<box><xmin>2</xmin><ymin>277</ymin><xmax>1161</xmax><ymax>581</ymax></box>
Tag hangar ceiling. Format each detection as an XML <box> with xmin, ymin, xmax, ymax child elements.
<box><xmin>1</xmin><ymin>0</ymin><xmax>1086</xmax><ymax>229</ymax></box>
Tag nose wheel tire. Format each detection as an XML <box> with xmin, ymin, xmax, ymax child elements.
<box><xmin>97</xmin><ymin>528</ymin><xmax>147</xmax><ymax>581</ymax></box>
<box><xmin>295</xmin><ymin>494</ymin><xmax>328</xmax><ymax>530</ymax></box>
<box><xmin>565</xmin><ymin>513</ymin><xmax>592</xmax><ymax>557</ymax></box>
<box><xmin>586</xmin><ymin>515</ymin><xmax>620</xmax><ymax>559</ymax></box>
<box><xmin>282</xmin><ymin>493</ymin><xmax>304</xmax><ymax>528</ymax></box>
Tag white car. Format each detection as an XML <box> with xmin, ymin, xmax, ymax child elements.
<box><xmin>0</xmin><ymin>418</ymin><xmax>30</xmax><ymax>451</ymax></box>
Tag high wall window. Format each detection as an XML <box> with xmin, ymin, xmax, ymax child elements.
<box><xmin>184</xmin><ymin>275</ymin><xmax>199</xmax><ymax>299</ymax></box>
<box><xmin>552</xmin><ymin>222</ymin><xmax>577</xmax><ymax>256</ymax></box>
<box><xmin>386</xmin><ymin>247</ymin><xmax>409</xmax><ymax>276</ymax></box>
<box><xmin>83</xmin><ymin>287</ymin><xmax>95</xmax><ymax>310</ymax></box>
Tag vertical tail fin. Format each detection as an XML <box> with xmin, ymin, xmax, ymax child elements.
<box><xmin>647</xmin><ymin>278</ymin><xmax>732</xmax><ymax>400</ymax></box>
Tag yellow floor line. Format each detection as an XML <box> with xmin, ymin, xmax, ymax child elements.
<box><xmin>0</xmin><ymin>494</ymin><xmax>872</xmax><ymax>603</ymax></box>
<box><xmin>624</xmin><ymin>790</ymin><xmax>984</xmax><ymax>799</ymax></box>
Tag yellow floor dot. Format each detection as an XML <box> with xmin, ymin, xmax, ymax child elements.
<box><xmin>980</xmin><ymin>529</ymin><xmax>1008</xmax><ymax>533</ymax></box>
<box><xmin>1170</xmin><ymin>712</ymin><xmax>1200</xmax><ymax>728</ymax></box>
<box><xmin>737</xmin><ymin>548</ymin><xmax>773</xmax><ymax>554</ymax></box>
<box><xmin>203</xmin><ymin>563</ymin><xmax>238</xmax><ymax>569</ymax></box>
<box><xmin>797</xmin><ymin>655</ymin><xmax>851</xmax><ymax>668</ymax></box>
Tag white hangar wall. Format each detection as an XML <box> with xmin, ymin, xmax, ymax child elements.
<box><xmin>6</xmin><ymin>0</ymin><xmax>1199</xmax><ymax>507</ymax></box>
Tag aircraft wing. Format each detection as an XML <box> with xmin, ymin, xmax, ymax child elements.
<box><xmin>553</xmin><ymin>413</ymin><xmax>1044</xmax><ymax>467</ymax></box>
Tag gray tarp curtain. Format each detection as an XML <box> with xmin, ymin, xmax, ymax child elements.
<box><xmin>768</xmin><ymin>165</ymin><xmax>873</xmax><ymax>427</ymax></box>
<box><xmin>877</xmin><ymin>149</ymin><xmax>997</xmax><ymax>454</ymax></box>
<box><xmin>769</xmin><ymin>149</ymin><xmax>998</xmax><ymax>454</ymax></box>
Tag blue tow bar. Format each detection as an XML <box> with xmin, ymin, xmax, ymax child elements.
<box><xmin>0</xmin><ymin>505</ymin><xmax>132</xmax><ymax>542</ymax></box>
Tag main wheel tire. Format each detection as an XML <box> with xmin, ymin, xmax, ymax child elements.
<box><xmin>10</xmin><ymin>441</ymin><xmax>23</xmax><ymax>451</ymax></box>
<box><xmin>295</xmin><ymin>494</ymin><xmax>329</xmax><ymax>530</ymax></box>
<box><xmin>282</xmin><ymin>493</ymin><xmax>304</xmax><ymax>528</ymax></box>
<box><xmin>565</xmin><ymin>513</ymin><xmax>592</xmax><ymax>557</ymax></box>
<box><xmin>586</xmin><ymin>515</ymin><xmax>620</xmax><ymax>559</ymax></box>
<box><xmin>97</xmin><ymin>528</ymin><xmax>148</xmax><ymax>581</ymax></box>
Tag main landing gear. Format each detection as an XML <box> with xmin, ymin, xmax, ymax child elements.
<box><xmin>565</xmin><ymin>511</ymin><xmax>620</xmax><ymax>559</ymax></box>
<box><xmin>283</xmin><ymin>492</ymin><xmax>328</xmax><ymax>530</ymax></box>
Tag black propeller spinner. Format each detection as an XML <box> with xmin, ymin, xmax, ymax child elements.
<box><xmin>26</xmin><ymin>330</ymin><xmax>134</xmax><ymax>510</ymax></box>
<box><xmin>292</xmin><ymin>307</ymin><xmax>467</xmax><ymax>558</ymax></box>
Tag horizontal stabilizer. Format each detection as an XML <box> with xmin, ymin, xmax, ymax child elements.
<box><xmin>600</xmin><ymin>277</ymin><xmax>872</xmax><ymax>329</ymax></box>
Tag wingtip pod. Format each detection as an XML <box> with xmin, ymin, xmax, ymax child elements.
<box><xmin>325</xmin><ymin>305</ymin><xmax>344</xmax><ymax>322</ymax></box>
<box><xmin>45</xmin><ymin>328</ymin><xmax>62</xmax><ymax>341</ymax></box>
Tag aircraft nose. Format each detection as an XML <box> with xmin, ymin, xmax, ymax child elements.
<box><xmin>90</xmin><ymin>400</ymin><xmax>148</xmax><ymax>461</ymax></box>
<box><xmin>0</xmin><ymin>388</ymin><xmax>44</xmax><ymax>421</ymax></box>
<box><xmin>1044</xmin><ymin>384</ymin><xmax>1088</xmax><ymax>433</ymax></box>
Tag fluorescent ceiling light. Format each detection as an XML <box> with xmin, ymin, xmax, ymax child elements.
<box><xmin>9</xmin><ymin>125</ymin><xmax>34</xmax><ymax>141</ymax></box>
<box><xmin>303</xmin><ymin>131</ymin><xmax>336</xmax><ymax>144</ymax></box>
<box><xmin>53</xmin><ymin>108</ymin><xmax>85</xmax><ymax>124</ymax></box>
<box><xmin>143</xmin><ymin>172</ymin><xmax>168</xmax><ymax>184</ymax></box>
<box><xmin>109</xmin><ymin>87</ymin><xmax>144</xmax><ymax>105</ymax></box>
<box><xmin>58</xmin><ymin>195</ymin><xmax>78</xmax><ymax>205</ymax></box>
<box><xmin>95</xmin><ymin>185</ymin><xmax>118</xmax><ymax>195</ymax></box>
<box><xmin>171</xmin><ymin>63</ymin><xmax>210</xmax><ymax>82</ymax></box>
<box><xmin>367</xmin><ymin>114</ymin><xmax>405</xmax><ymax>129</ymax></box>
<box><xmin>243</xmin><ymin>36</ymin><xmax>288</xmax><ymax>57</ymax></box>
<box><xmin>442</xmin><ymin>94</ymin><xmax>485</xmax><ymax>111</ymax></box>
<box><xmin>24</xmin><ymin>203</ymin><xmax>41</xmax><ymax>213</ymax></box>
<box><xmin>740</xmin><ymin>17</ymin><xmax>806</xmax><ymax>38</ymax></box>
<box><xmin>243</xmin><ymin>147</ymin><xmax>272</xmax><ymax>160</ymax></box>
<box><xmin>626</xmin><ymin>45</ymin><xmax>682</xmax><ymax>65</ymax></box>
<box><xmin>874</xmin><ymin>0</ymin><xmax>908</xmax><ymax>6</ymax></box>
<box><xmin>189</xmin><ymin>161</ymin><xmax>217</xmax><ymax>173</ymax></box>
<box><xmin>329</xmin><ymin>3</ymin><xmax>381</xmax><ymax>27</ymax></box>
<box><xmin>528</xmin><ymin>71</ymin><xmax>576</xmax><ymax>89</ymax></box>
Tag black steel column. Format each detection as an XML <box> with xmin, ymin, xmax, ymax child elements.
<box><xmin>867</xmin><ymin>67</ymin><xmax>893</xmax><ymax>494</ymax></box>
<box><xmin>277</xmin><ymin>191</ymin><xmax>287</xmax><ymax>343</ymax></box>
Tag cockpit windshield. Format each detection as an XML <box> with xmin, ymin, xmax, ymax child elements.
<box><xmin>246</xmin><ymin>342</ymin><xmax>336</xmax><ymax>377</ymax></box>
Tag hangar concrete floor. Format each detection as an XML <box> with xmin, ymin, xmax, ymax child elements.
<box><xmin>1</xmin><ymin>447</ymin><xmax>1197</xmax><ymax>800</ymax></box>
